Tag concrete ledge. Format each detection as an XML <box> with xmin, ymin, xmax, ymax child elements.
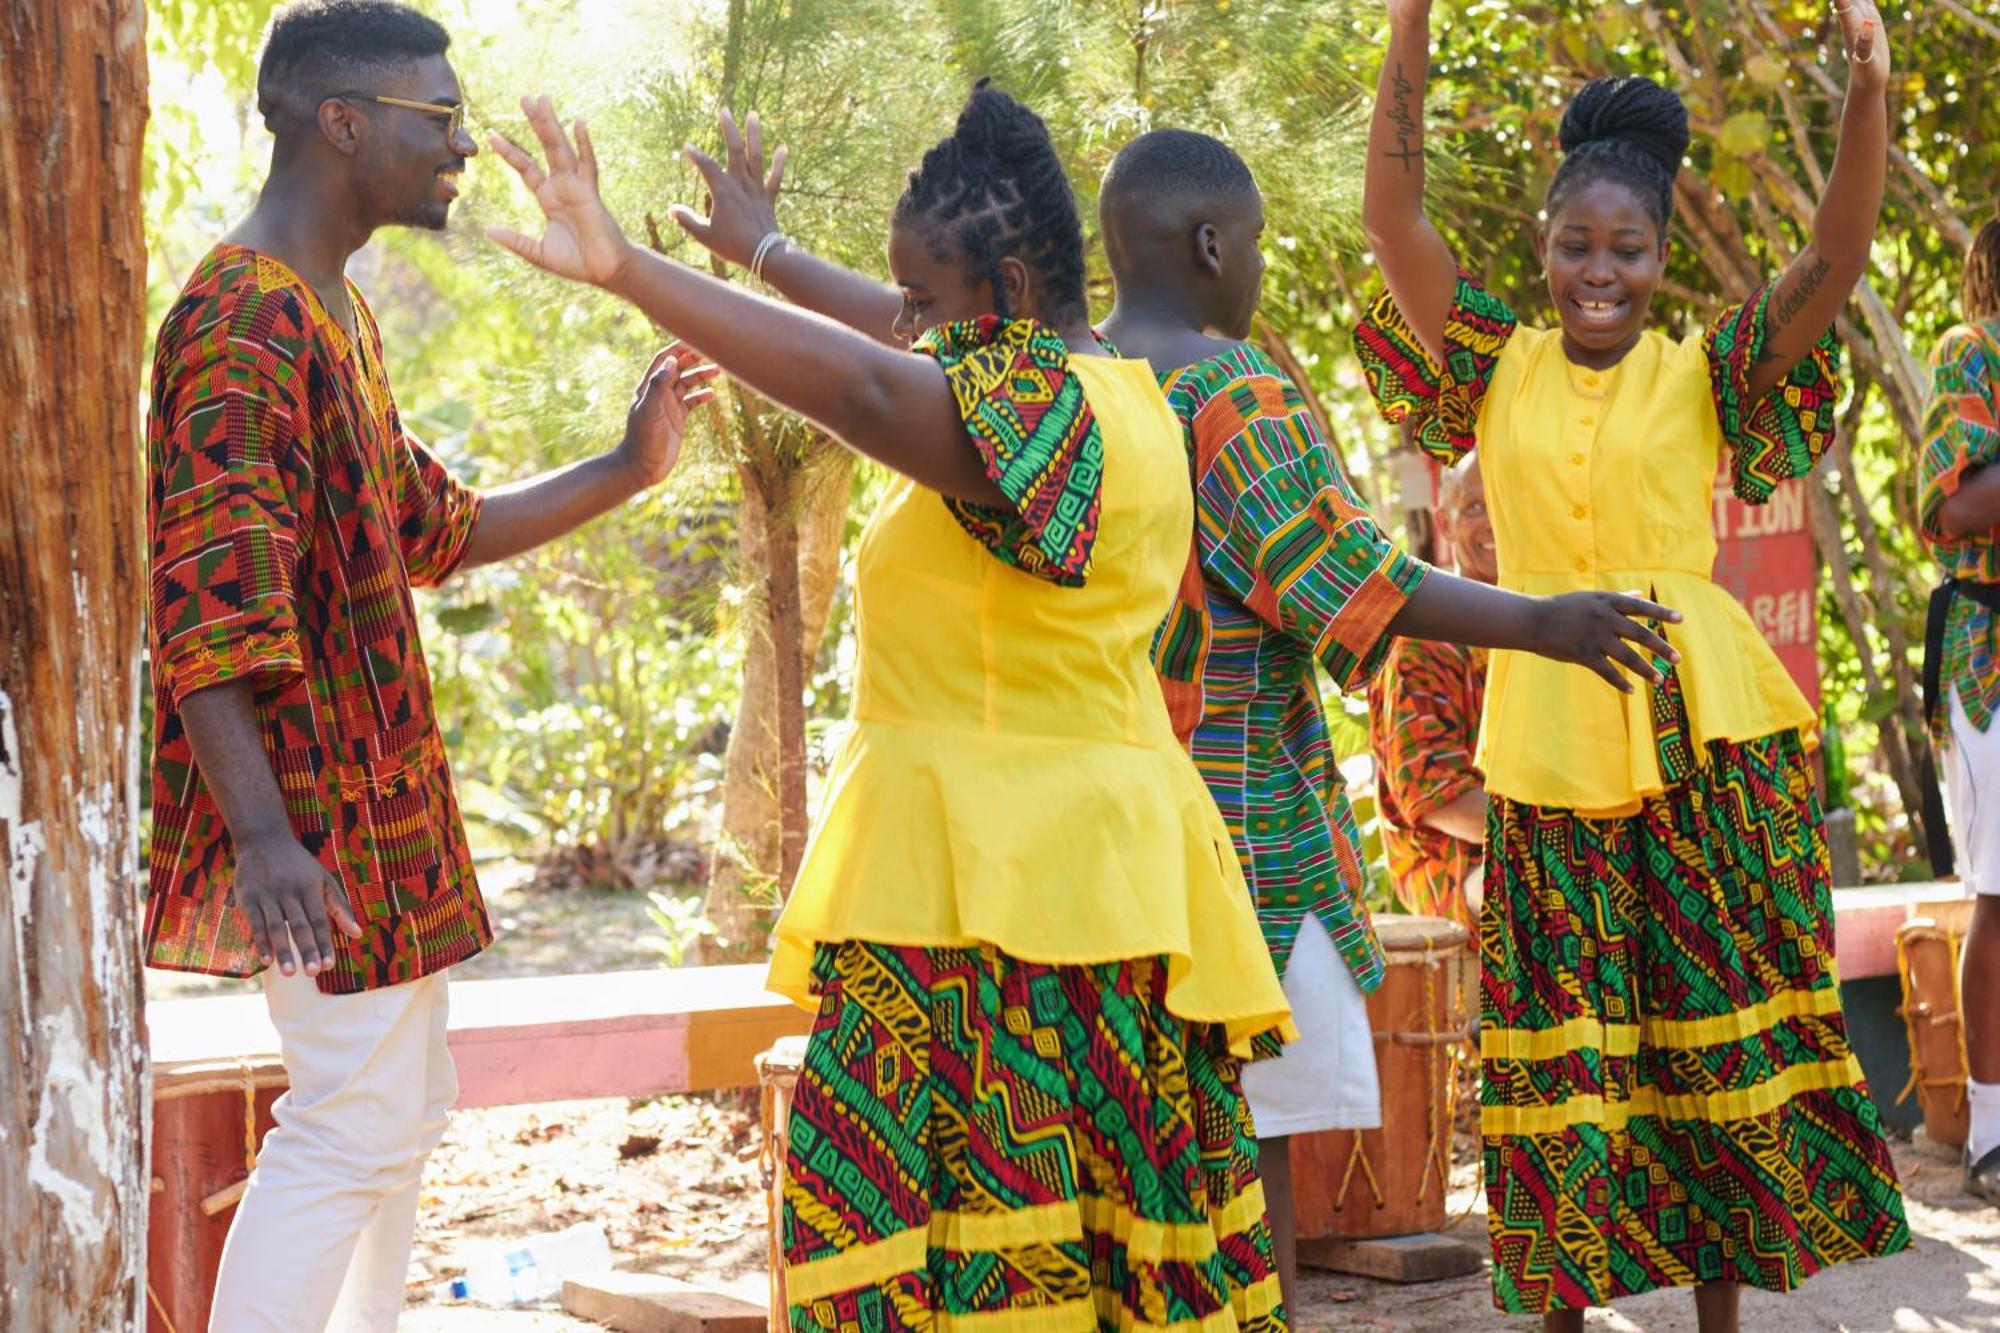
<box><xmin>560</xmin><ymin>1273</ymin><xmax>766</xmax><ymax>1332</ymax></box>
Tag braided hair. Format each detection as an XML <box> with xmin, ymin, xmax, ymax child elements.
<box><xmin>892</xmin><ymin>80</ymin><xmax>1088</xmax><ymax>325</ymax></box>
<box><xmin>1963</xmin><ymin>211</ymin><xmax>2000</xmax><ymax>324</ymax></box>
<box><xmin>1545</xmin><ymin>75</ymin><xmax>1690</xmax><ymax>238</ymax></box>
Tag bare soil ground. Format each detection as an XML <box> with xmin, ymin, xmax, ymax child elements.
<box><xmin>401</xmin><ymin>1096</ymin><xmax>2000</xmax><ymax>1331</ymax></box>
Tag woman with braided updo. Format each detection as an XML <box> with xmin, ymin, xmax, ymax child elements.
<box><xmin>487</xmin><ymin>84</ymin><xmax>1291</xmax><ymax>1329</ymax></box>
<box><xmin>1356</xmin><ymin>0</ymin><xmax>1910</xmax><ymax>1327</ymax></box>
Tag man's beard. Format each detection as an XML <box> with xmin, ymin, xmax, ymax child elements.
<box><xmin>392</xmin><ymin>199</ymin><xmax>451</xmax><ymax>231</ymax></box>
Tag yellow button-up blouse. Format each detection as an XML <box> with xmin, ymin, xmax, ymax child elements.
<box><xmin>1357</xmin><ymin>278</ymin><xmax>1839</xmax><ymax>815</ymax></box>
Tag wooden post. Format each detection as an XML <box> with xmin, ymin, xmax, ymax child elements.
<box><xmin>0</xmin><ymin>2</ymin><xmax>151</xmax><ymax>1327</ymax></box>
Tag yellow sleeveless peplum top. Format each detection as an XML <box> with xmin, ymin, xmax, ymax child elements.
<box><xmin>767</xmin><ymin>320</ymin><xmax>1293</xmax><ymax>1054</ymax></box>
<box><xmin>1358</xmin><ymin>278</ymin><xmax>1840</xmax><ymax>816</ymax></box>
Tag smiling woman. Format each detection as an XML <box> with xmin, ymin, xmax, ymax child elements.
<box><xmin>1355</xmin><ymin>0</ymin><xmax>1910</xmax><ymax>1326</ymax></box>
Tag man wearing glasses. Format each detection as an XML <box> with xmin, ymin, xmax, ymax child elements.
<box><xmin>145</xmin><ymin>3</ymin><xmax>713</xmax><ymax>1326</ymax></box>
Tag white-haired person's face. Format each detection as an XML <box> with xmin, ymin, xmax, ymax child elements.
<box><xmin>1439</xmin><ymin>462</ymin><xmax>1496</xmax><ymax>585</ymax></box>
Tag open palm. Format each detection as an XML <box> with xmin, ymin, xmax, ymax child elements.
<box><xmin>488</xmin><ymin>95</ymin><xmax>632</xmax><ymax>287</ymax></box>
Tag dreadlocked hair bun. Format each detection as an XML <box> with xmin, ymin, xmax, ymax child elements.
<box><xmin>1546</xmin><ymin>75</ymin><xmax>1689</xmax><ymax>235</ymax></box>
<box><xmin>893</xmin><ymin>79</ymin><xmax>1088</xmax><ymax>325</ymax></box>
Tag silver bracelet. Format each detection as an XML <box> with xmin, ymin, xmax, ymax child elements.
<box><xmin>749</xmin><ymin>231</ymin><xmax>789</xmax><ymax>283</ymax></box>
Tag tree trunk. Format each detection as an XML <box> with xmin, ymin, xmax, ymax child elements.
<box><xmin>0</xmin><ymin>2</ymin><xmax>151</xmax><ymax>1327</ymax></box>
<box><xmin>699</xmin><ymin>466</ymin><xmax>782</xmax><ymax>963</ymax></box>
<box><xmin>797</xmin><ymin>445</ymin><xmax>855</xmax><ymax>674</ymax></box>
<box><xmin>763</xmin><ymin>463</ymin><xmax>809</xmax><ymax>891</ymax></box>
<box><xmin>697</xmin><ymin>435</ymin><xmax>855</xmax><ymax>962</ymax></box>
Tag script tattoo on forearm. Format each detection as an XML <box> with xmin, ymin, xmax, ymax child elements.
<box><xmin>1758</xmin><ymin>255</ymin><xmax>1833</xmax><ymax>362</ymax></box>
<box><xmin>1386</xmin><ymin>64</ymin><xmax>1424</xmax><ymax>171</ymax></box>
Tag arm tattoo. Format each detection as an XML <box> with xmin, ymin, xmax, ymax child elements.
<box><xmin>1386</xmin><ymin>64</ymin><xmax>1424</xmax><ymax>171</ymax></box>
<box><xmin>1757</xmin><ymin>256</ymin><xmax>1833</xmax><ymax>362</ymax></box>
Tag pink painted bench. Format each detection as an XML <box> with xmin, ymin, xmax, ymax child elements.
<box><xmin>147</xmin><ymin>964</ymin><xmax>812</xmax><ymax>1107</ymax></box>
<box><xmin>1831</xmin><ymin>882</ymin><xmax>1971</xmax><ymax>982</ymax></box>
<box><xmin>144</xmin><ymin>888</ymin><xmax>1949</xmax><ymax>1093</ymax></box>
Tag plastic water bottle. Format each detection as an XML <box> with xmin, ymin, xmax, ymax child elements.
<box><xmin>434</xmin><ymin>1221</ymin><xmax>613</xmax><ymax>1304</ymax></box>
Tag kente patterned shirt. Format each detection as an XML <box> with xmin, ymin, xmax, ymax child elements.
<box><xmin>1355</xmin><ymin>275</ymin><xmax>1837</xmax><ymax>814</ymax></box>
<box><xmin>146</xmin><ymin>243</ymin><xmax>490</xmax><ymax>993</ymax></box>
<box><xmin>1367</xmin><ymin>635</ymin><xmax>1485</xmax><ymax>934</ymax></box>
<box><xmin>1152</xmin><ymin>344</ymin><xmax>1428</xmax><ymax>992</ymax></box>
<box><xmin>1919</xmin><ymin>320</ymin><xmax>2000</xmax><ymax>746</ymax></box>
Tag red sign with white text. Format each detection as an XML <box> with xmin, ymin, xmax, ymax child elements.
<box><xmin>1710</xmin><ymin>474</ymin><xmax>1820</xmax><ymax>712</ymax></box>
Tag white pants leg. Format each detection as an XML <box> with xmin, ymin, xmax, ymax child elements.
<box><xmin>208</xmin><ymin>968</ymin><xmax>457</xmax><ymax>1333</ymax></box>
<box><xmin>1241</xmin><ymin>914</ymin><xmax>1382</xmax><ymax>1138</ymax></box>
<box><xmin>1946</xmin><ymin>691</ymin><xmax>2000</xmax><ymax>896</ymax></box>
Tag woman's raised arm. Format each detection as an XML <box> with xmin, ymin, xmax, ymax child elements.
<box><xmin>1742</xmin><ymin>0</ymin><xmax>1890</xmax><ymax>401</ymax></box>
<box><xmin>487</xmin><ymin>96</ymin><xmax>1005</xmax><ymax>506</ymax></box>
<box><xmin>1361</xmin><ymin>0</ymin><xmax>1461</xmax><ymax>365</ymax></box>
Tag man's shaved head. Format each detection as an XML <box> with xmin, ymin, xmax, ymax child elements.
<box><xmin>1099</xmin><ymin>128</ymin><xmax>1266</xmax><ymax>340</ymax></box>
<box><xmin>1101</xmin><ymin>128</ymin><xmax>1258</xmax><ymax>228</ymax></box>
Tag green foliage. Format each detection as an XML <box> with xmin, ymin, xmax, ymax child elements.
<box><xmin>643</xmin><ymin>889</ymin><xmax>717</xmax><ymax>965</ymax></box>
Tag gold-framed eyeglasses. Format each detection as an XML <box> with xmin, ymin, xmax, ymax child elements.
<box><xmin>339</xmin><ymin>93</ymin><xmax>467</xmax><ymax>139</ymax></box>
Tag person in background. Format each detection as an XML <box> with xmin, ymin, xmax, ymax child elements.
<box><xmin>1917</xmin><ymin>208</ymin><xmax>2000</xmax><ymax>1203</ymax></box>
<box><xmin>1369</xmin><ymin>455</ymin><xmax>1492</xmax><ymax>936</ymax></box>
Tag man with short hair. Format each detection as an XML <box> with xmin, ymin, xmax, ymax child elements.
<box><xmin>145</xmin><ymin>4</ymin><xmax>710</xmax><ymax>1325</ymax></box>
<box><xmin>1369</xmin><ymin>456</ymin><xmax>1492</xmax><ymax>935</ymax></box>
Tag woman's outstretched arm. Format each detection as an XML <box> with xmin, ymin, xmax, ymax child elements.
<box><xmin>488</xmin><ymin>96</ymin><xmax>1005</xmax><ymax>505</ymax></box>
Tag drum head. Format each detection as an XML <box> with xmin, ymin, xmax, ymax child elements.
<box><xmin>1375</xmin><ymin>913</ymin><xmax>1469</xmax><ymax>958</ymax></box>
<box><xmin>757</xmin><ymin>1033</ymin><xmax>810</xmax><ymax>1079</ymax></box>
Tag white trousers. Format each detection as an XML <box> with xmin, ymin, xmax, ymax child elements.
<box><xmin>208</xmin><ymin>968</ymin><xmax>457</xmax><ymax>1332</ymax></box>
<box><xmin>1241</xmin><ymin>913</ymin><xmax>1383</xmax><ymax>1138</ymax></box>
<box><xmin>1946</xmin><ymin>690</ymin><xmax>2000</xmax><ymax>896</ymax></box>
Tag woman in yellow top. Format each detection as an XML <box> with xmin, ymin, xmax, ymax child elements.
<box><xmin>487</xmin><ymin>85</ymin><xmax>1305</xmax><ymax>1328</ymax></box>
<box><xmin>1356</xmin><ymin>2</ymin><xmax>1909</xmax><ymax>1329</ymax></box>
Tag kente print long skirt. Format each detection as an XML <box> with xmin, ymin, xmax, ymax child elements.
<box><xmin>781</xmin><ymin>940</ymin><xmax>1286</xmax><ymax>1331</ymax></box>
<box><xmin>1481</xmin><ymin>668</ymin><xmax>1910</xmax><ymax>1312</ymax></box>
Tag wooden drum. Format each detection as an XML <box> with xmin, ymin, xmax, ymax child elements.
<box><xmin>147</xmin><ymin>1058</ymin><xmax>289</xmax><ymax>1333</ymax></box>
<box><xmin>1897</xmin><ymin>916</ymin><xmax>1970</xmax><ymax>1151</ymax></box>
<box><xmin>757</xmin><ymin>1035</ymin><xmax>810</xmax><ymax>1331</ymax></box>
<box><xmin>1292</xmin><ymin>915</ymin><xmax>1472</xmax><ymax>1240</ymax></box>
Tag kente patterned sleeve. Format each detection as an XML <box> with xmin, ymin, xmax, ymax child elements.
<box><xmin>1353</xmin><ymin>274</ymin><xmax>1518</xmax><ymax>464</ymax></box>
<box><xmin>1199</xmin><ymin>360</ymin><xmax>1427</xmax><ymax>691</ymax></box>
<box><xmin>1919</xmin><ymin>325</ymin><xmax>2000</xmax><ymax>544</ymax></box>
<box><xmin>1705</xmin><ymin>280</ymin><xmax>1843</xmax><ymax>505</ymax></box>
<box><xmin>914</xmin><ymin>315</ymin><xmax>1102</xmax><ymax>586</ymax></box>
<box><xmin>147</xmin><ymin>284</ymin><xmax>312</xmax><ymax>705</ymax></box>
<box><xmin>393</xmin><ymin>423</ymin><xmax>486</xmax><ymax>587</ymax></box>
